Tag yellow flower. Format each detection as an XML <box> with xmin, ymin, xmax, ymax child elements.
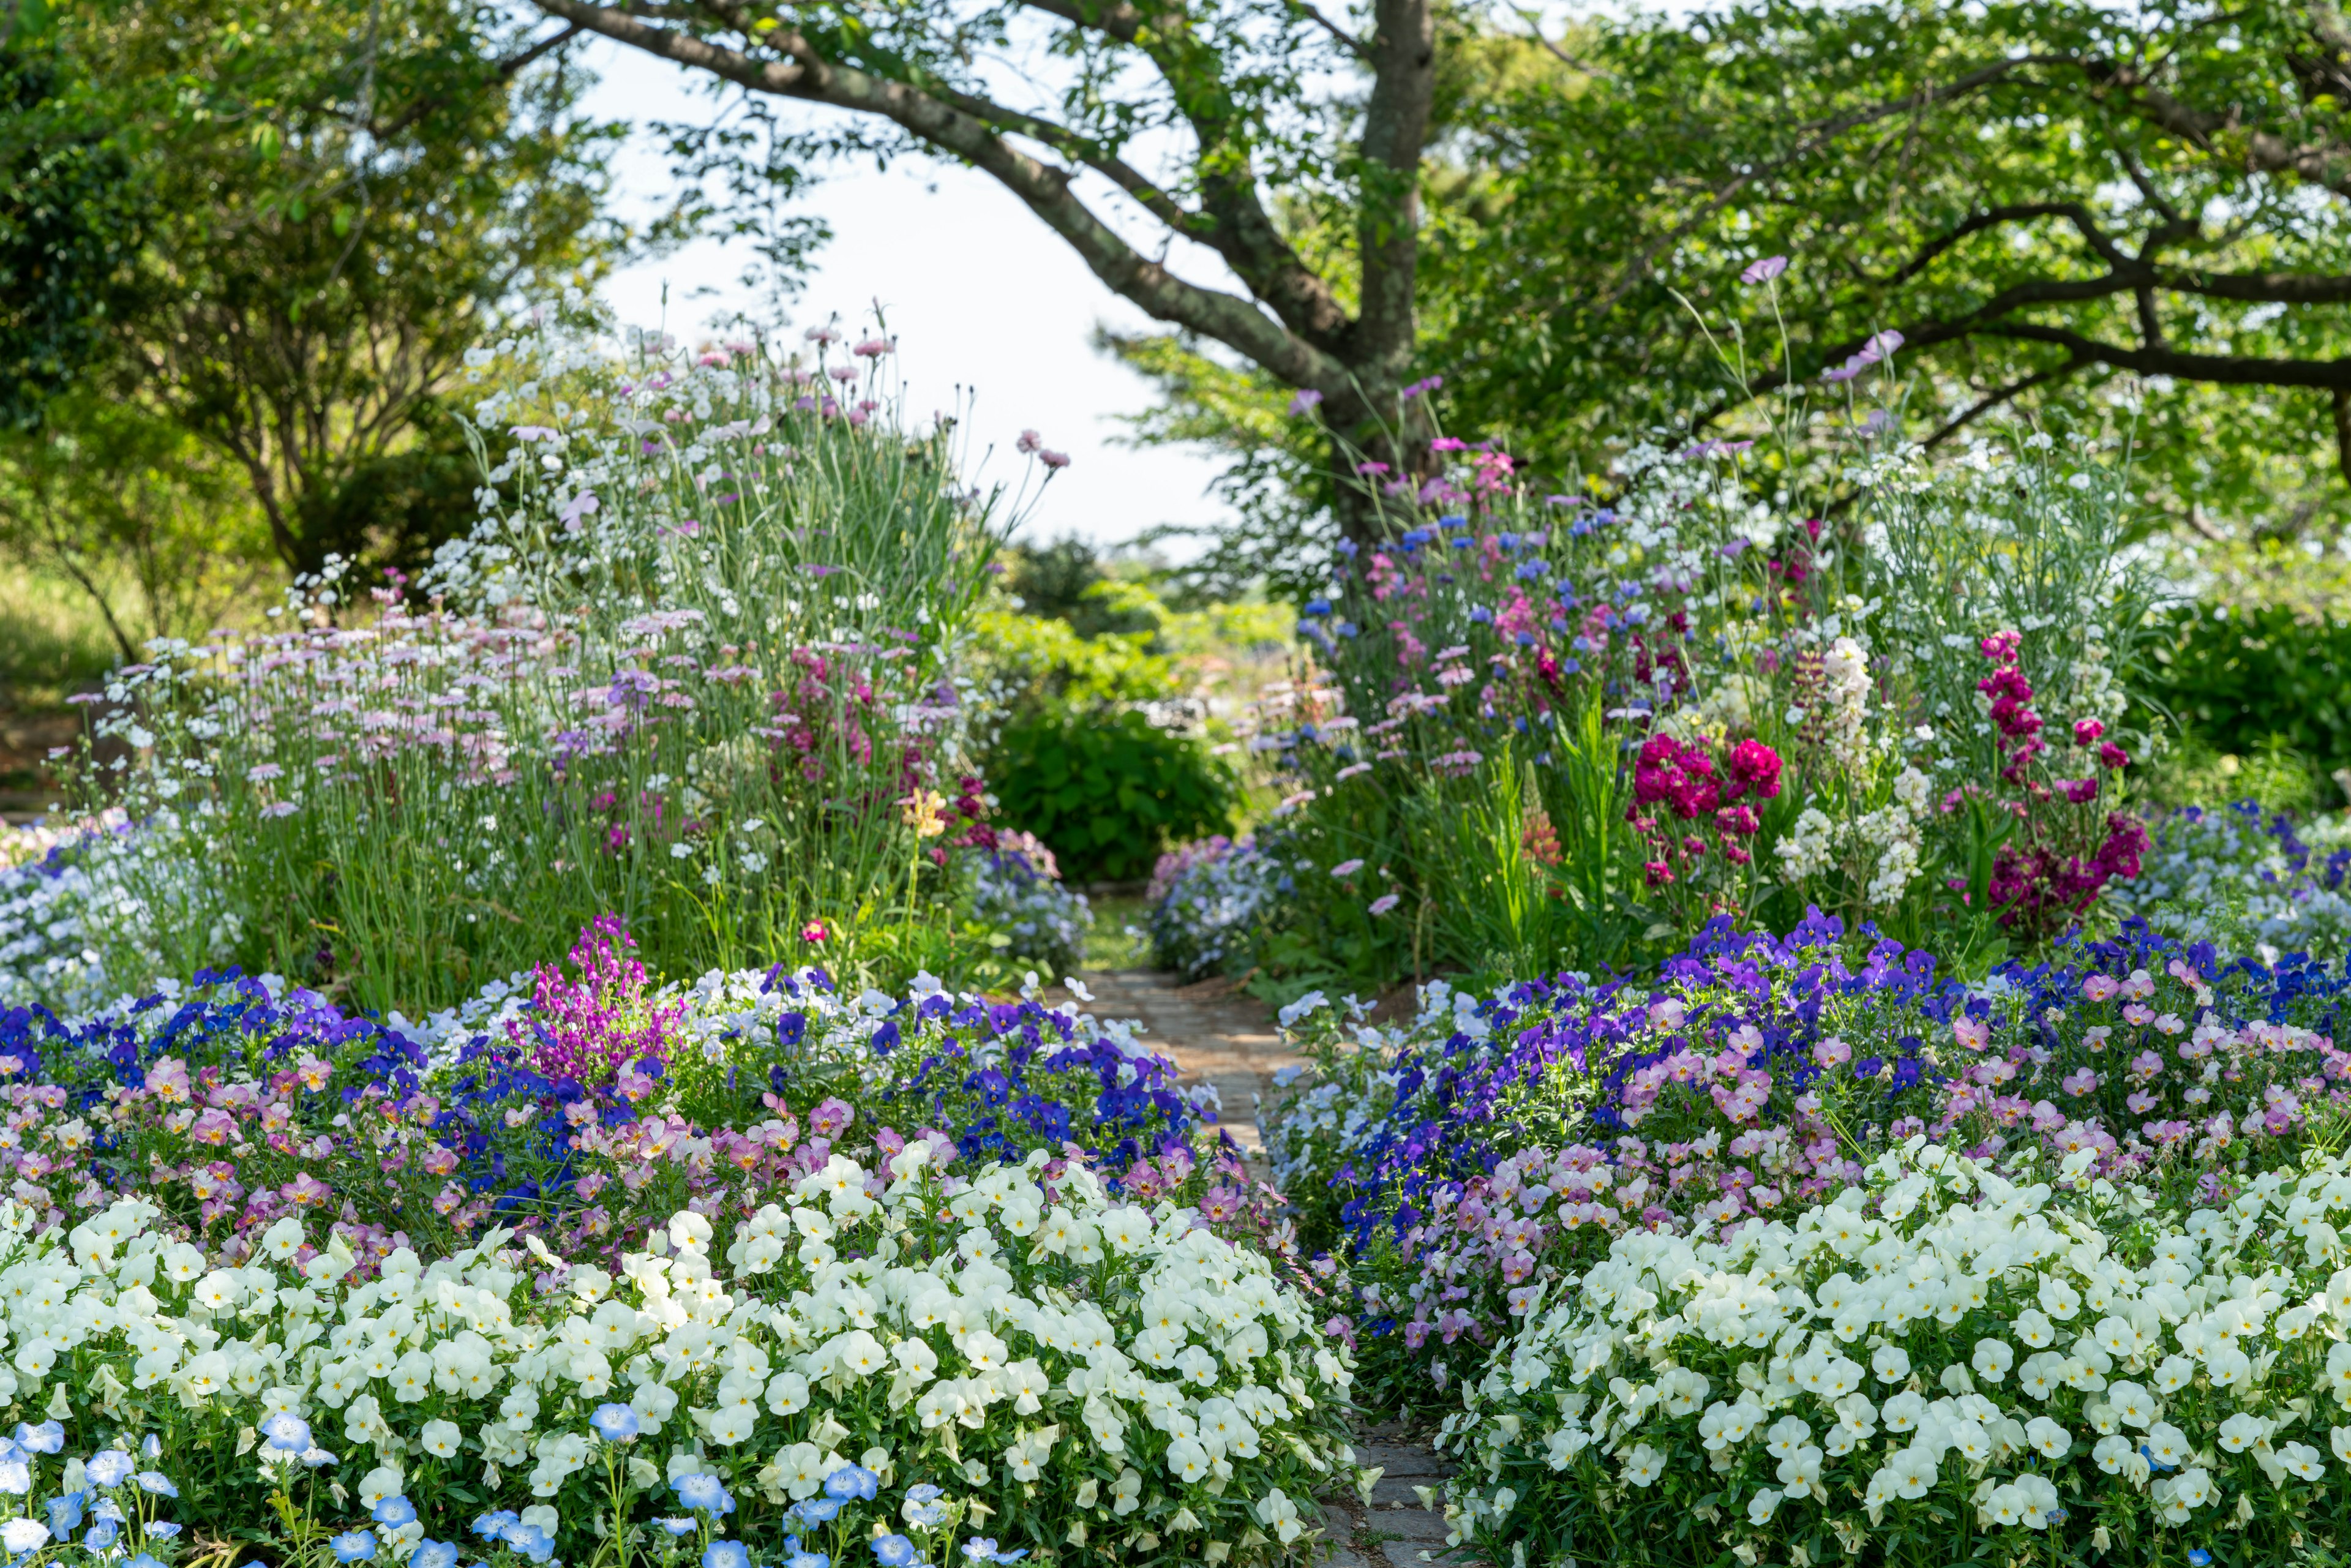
<box><xmin>901</xmin><ymin>789</ymin><xmax>947</xmax><ymax>838</ymax></box>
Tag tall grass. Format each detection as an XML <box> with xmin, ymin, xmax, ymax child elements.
<box><xmin>49</xmin><ymin>321</ymin><xmax>1030</xmax><ymax>1013</ymax></box>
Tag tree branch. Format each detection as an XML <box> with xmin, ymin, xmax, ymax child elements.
<box><xmin>1290</xmin><ymin>0</ymin><xmax>1369</xmax><ymax>62</ymax></box>
<box><xmin>1592</xmin><ymin>54</ymin><xmax>2065</xmax><ymax>313</ymax></box>
<box><xmin>530</xmin><ymin>0</ymin><xmax>1357</xmax><ymax>390</ymax></box>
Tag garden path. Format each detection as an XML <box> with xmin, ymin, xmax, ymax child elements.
<box><xmin>1054</xmin><ymin>969</ymin><xmax>1470</xmax><ymax>1567</ymax></box>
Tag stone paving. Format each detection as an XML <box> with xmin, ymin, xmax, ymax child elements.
<box><xmin>1050</xmin><ymin>969</ymin><xmax>1470</xmax><ymax>1566</ymax></box>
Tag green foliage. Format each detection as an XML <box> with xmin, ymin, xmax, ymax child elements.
<box><xmin>988</xmin><ymin>708</ymin><xmax>1239</xmax><ymax>883</ymax></box>
<box><xmin>0</xmin><ymin>43</ymin><xmax>148</xmax><ymax>430</ymax></box>
<box><xmin>24</xmin><ymin>0</ymin><xmax>628</xmax><ymax>574</ymax></box>
<box><xmin>0</xmin><ymin>389</ymin><xmax>273</xmax><ymax>659</ymax></box>
<box><xmin>972</xmin><ymin>604</ymin><xmax>1174</xmax><ymax>714</ymax></box>
<box><xmin>2142</xmin><ymin>604</ymin><xmax>2351</xmax><ymax>786</ymax></box>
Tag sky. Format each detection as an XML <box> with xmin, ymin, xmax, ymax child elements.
<box><xmin>575</xmin><ymin>39</ymin><xmax>1245</xmax><ymax>555</ymax></box>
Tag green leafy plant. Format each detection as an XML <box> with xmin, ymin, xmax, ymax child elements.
<box><xmin>2141</xmin><ymin>602</ymin><xmax>2351</xmax><ymax>794</ymax></box>
<box><xmin>988</xmin><ymin>707</ymin><xmax>1239</xmax><ymax>882</ymax></box>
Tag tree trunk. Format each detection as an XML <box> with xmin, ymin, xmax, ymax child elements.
<box><xmin>1319</xmin><ymin>378</ymin><xmax>1438</xmax><ymax>552</ymax></box>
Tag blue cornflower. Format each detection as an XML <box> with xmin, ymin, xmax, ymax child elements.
<box><xmin>1302</xmin><ymin>598</ymin><xmax>1332</xmax><ymax>617</ymax></box>
<box><xmin>331</xmin><ymin>1531</ymin><xmax>379</xmax><ymax>1564</ymax></box>
<box><xmin>589</xmin><ymin>1404</ymin><xmax>640</xmax><ymax>1442</ymax></box>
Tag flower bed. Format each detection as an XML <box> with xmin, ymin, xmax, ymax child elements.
<box><xmin>0</xmin><ymin>1150</ymin><xmax>1357</xmax><ymax>1568</ymax></box>
<box><xmin>1264</xmin><ymin>912</ymin><xmax>2351</xmax><ymax>1419</ymax></box>
<box><xmin>2105</xmin><ymin>801</ymin><xmax>2351</xmax><ymax>964</ymax></box>
<box><xmin>0</xmin><ymin>919</ymin><xmax>1224</xmax><ymax>1264</ymax></box>
<box><xmin>1442</xmin><ymin>1140</ymin><xmax>2351</xmax><ymax>1566</ymax></box>
<box><xmin>0</xmin><ymin>903</ymin><xmax>1370</xmax><ymax>1567</ymax></box>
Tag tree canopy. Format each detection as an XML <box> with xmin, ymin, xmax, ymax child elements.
<box><xmin>0</xmin><ymin>0</ymin><xmax>629</xmax><ymax>590</ymax></box>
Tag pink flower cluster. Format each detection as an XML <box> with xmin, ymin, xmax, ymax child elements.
<box><xmin>1627</xmin><ymin>735</ymin><xmax>1783</xmax><ymax>886</ymax></box>
<box><xmin>506</xmin><ymin>916</ymin><xmax>686</xmax><ymax>1090</ymax></box>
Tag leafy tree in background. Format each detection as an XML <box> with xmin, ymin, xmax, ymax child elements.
<box><xmin>0</xmin><ymin>43</ymin><xmax>146</xmax><ymax>432</ymax></box>
<box><xmin>1116</xmin><ymin>0</ymin><xmax>2351</xmax><ymax>589</ymax></box>
<box><xmin>0</xmin><ymin>0</ymin><xmax>632</xmax><ymax>602</ymax></box>
<box><xmin>0</xmin><ymin>391</ymin><xmax>273</xmax><ymax>659</ymax></box>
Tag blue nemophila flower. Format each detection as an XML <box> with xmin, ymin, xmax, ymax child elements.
<box><xmin>132</xmin><ymin>1472</ymin><xmax>178</xmax><ymax>1498</ymax></box>
<box><xmin>373</xmin><ymin>1496</ymin><xmax>417</xmax><ymax>1528</ymax></box>
<box><xmin>871</xmin><ymin>1537</ymin><xmax>919</xmax><ymax>1567</ymax></box>
<box><xmin>331</xmin><ymin>1531</ymin><xmax>379</xmax><ymax>1564</ymax></box>
<box><xmin>121</xmin><ymin>1555</ymin><xmax>164</xmax><ymax>1568</ymax></box>
<box><xmin>15</xmin><ymin>1424</ymin><xmax>60</xmax><ymax>1456</ymax></box>
<box><xmin>500</xmin><ymin>1524</ymin><xmax>555</xmax><ymax>1565</ymax></box>
<box><xmin>141</xmin><ymin>1435</ymin><xmax>160</xmax><ymax>1461</ymax></box>
<box><xmin>961</xmin><ymin>1541</ymin><xmax>1029</xmax><ymax>1564</ymax></box>
<box><xmin>411</xmin><ymin>1542</ymin><xmax>460</xmax><ymax>1568</ymax></box>
<box><xmin>796</xmin><ymin>1498</ymin><xmax>842</xmax><ymax>1524</ymax></box>
<box><xmin>261</xmin><ymin>1414</ymin><xmax>313</xmax><ymax>1454</ymax></box>
<box><xmin>81</xmin><ymin>1520</ymin><xmax>118</xmax><ymax>1552</ymax></box>
<box><xmin>471</xmin><ymin>1516</ymin><xmax>518</xmax><ymax>1545</ymax></box>
<box><xmin>0</xmin><ymin>1518</ymin><xmax>49</xmax><ymax>1555</ymax></box>
<box><xmin>147</xmin><ymin>1523</ymin><xmax>182</xmax><ymax>1540</ymax></box>
<box><xmin>45</xmin><ymin>1491</ymin><xmax>84</xmax><ymax>1535</ymax></box>
<box><xmin>704</xmin><ymin>1543</ymin><xmax>753</xmax><ymax>1568</ymax></box>
<box><xmin>590</xmin><ymin>1403</ymin><xmax>640</xmax><ymax>1442</ymax></box>
<box><xmin>676</xmin><ymin>1473</ymin><xmax>735</xmax><ymax>1514</ymax></box>
<box><xmin>823</xmin><ymin>1463</ymin><xmax>880</xmax><ymax>1501</ymax></box>
<box><xmin>654</xmin><ymin>1520</ymin><xmax>698</xmax><ymax>1539</ymax></box>
<box><xmin>786</xmin><ymin>1555</ymin><xmax>827</xmax><ymax>1568</ymax></box>
<box><xmin>83</xmin><ymin>1451</ymin><xmax>133</xmax><ymax>1489</ymax></box>
<box><xmin>0</xmin><ymin>1460</ymin><xmax>28</xmax><ymax>1496</ymax></box>
<box><xmin>2187</xmin><ymin>1553</ymin><xmax>2211</xmax><ymax>1567</ymax></box>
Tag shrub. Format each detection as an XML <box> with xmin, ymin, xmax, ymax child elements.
<box><xmin>1147</xmin><ymin>836</ymin><xmax>1288</xmax><ymax>980</ymax></box>
<box><xmin>1441</xmin><ymin>1141</ymin><xmax>2351</xmax><ymax>1566</ymax></box>
<box><xmin>2143</xmin><ymin>603</ymin><xmax>2351</xmax><ymax>781</ymax></box>
<box><xmin>962</xmin><ymin>835</ymin><xmax>1093</xmax><ymax>979</ymax></box>
<box><xmin>988</xmin><ymin>709</ymin><xmax>1237</xmax><ymax>884</ymax></box>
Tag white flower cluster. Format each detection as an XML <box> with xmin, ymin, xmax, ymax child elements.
<box><xmin>0</xmin><ymin>1144</ymin><xmax>1355</xmax><ymax>1564</ymax></box>
<box><xmin>0</xmin><ymin>809</ymin><xmax>233</xmax><ymax>1015</ymax></box>
<box><xmin>1770</xmin><ymin>768</ymin><xmax>1927</xmax><ymax>909</ymax></box>
<box><xmin>1442</xmin><ymin>1139</ymin><xmax>2351</xmax><ymax>1560</ymax></box>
